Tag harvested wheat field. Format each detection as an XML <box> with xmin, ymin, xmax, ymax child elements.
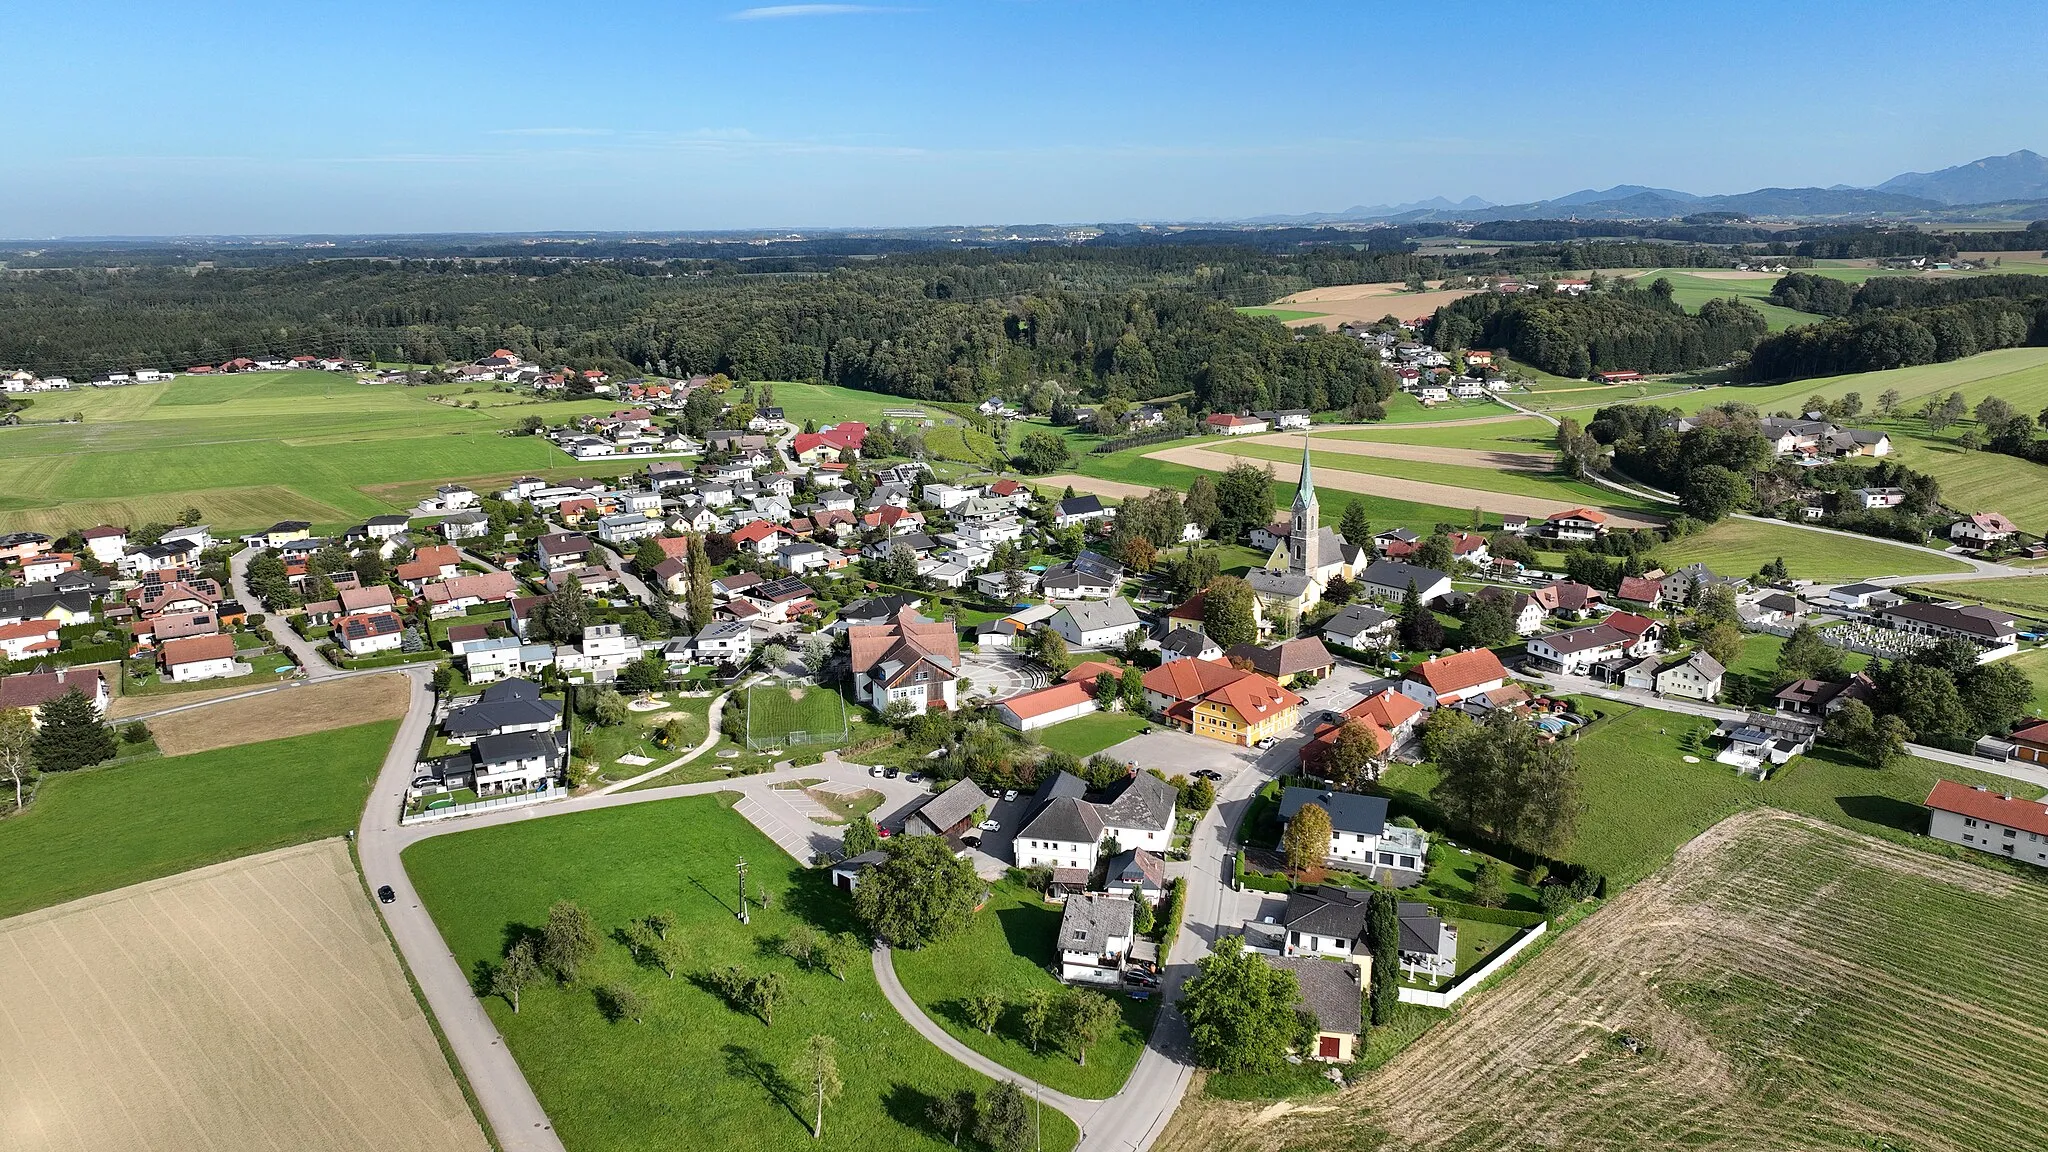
<box><xmin>145</xmin><ymin>673</ymin><xmax>413</xmax><ymax>755</ymax></box>
<box><xmin>0</xmin><ymin>839</ymin><xmax>489</xmax><ymax>1152</ymax></box>
<box><xmin>1163</xmin><ymin>809</ymin><xmax>2048</xmax><ymax>1152</ymax></box>
<box><xmin>1268</xmin><ymin>283</ymin><xmax>1483</xmax><ymax>329</ymax></box>
<box><xmin>1222</xmin><ymin>429</ymin><xmax>1556</xmax><ymax>472</ymax></box>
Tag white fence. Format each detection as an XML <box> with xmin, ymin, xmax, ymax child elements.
<box><xmin>399</xmin><ymin>781</ymin><xmax>563</xmax><ymax>826</ymax></box>
<box><xmin>1398</xmin><ymin>920</ymin><xmax>1547</xmax><ymax>1008</ymax></box>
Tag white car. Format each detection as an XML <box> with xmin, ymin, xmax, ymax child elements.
<box><xmin>980</xmin><ymin>818</ymin><xmax>1001</xmax><ymax>832</ymax></box>
<box><xmin>1003</xmin><ymin>789</ymin><xmax>1019</xmax><ymax>802</ymax></box>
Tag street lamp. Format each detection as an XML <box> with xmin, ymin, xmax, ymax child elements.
<box><xmin>736</xmin><ymin>858</ymin><xmax>750</xmax><ymax>924</ymax></box>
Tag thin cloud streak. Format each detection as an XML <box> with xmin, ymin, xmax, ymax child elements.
<box><xmin>728</xmin><ymin>5</ymin><xmax>914</xmax><ymax>20</ymax></box>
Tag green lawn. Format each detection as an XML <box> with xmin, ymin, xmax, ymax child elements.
<box><xmin>0</xmin><ymin>371</ymin><xmax>622</xmax><ymax>535</ymax></box>
<box><xmin>0</xmin><ymin>720</ymin><xmax>396</xmax><ymax>918</ymax></box>
<box><xmin>891</xmin><ymin>881</ymin><xmax>1157</xmax><ymax>1098</ymax></box>
<box><xmin>744</xmin><ymin>685</ymin><xmax>852</xmax><ymax>746</ymax></box>
<box><xmin>1654</xmin><ymin>517</ymin><xmax>1969</xmax><ymax>580</ymax></box>
<box><xmin>1034</xmin><ymin>711</ymin><xmax>1153</xmax><ymax>758</ymax></box>
<box><xmin>1375</xmin><ymin>392</ymin><xmax>1513</xmax><ymax>422</ymax></box>
<box><xmin>1536</xmin><ymin>705</ymin><xmax>2036</xmax><ymax>890</ymax></box>
<box><xmin>1878</xmin><ymin>423</ymin><xmax>2048</xmax><ymax>535</ymax></box>
<box><xmin>1668</xmin><ymin>345</ymin><xmax>2048</xmax><ymax>420</ymax></box>
<box><xmin>1645</xmin><ymin>271</ymin><xmax>1819</xmax><ymax>332</ymax></box>
<box><xmin>403</xmin><ymin>795</ymin><xmax>1078</xmax><ymax>1152</ymax></box>
<box><xmin>574</xmin><ymin>695</ymin><xmax>714</xmax><ymax>782</ymax></box>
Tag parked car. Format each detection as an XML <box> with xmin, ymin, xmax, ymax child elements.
<box><xmin>1193</xmin><ymin>768</ymin><xmax>1222</xmax><ymax>781</ymax></box>
<box><xmin>1254</xmin><ymin>737</ymin><xmax>1277</xmax><ymax>750</ymax></box>
<box><xmin>877</xmin><ymin>826</ymin><xmax>892</xmax><ymax>839</ymax></box>
<box><xmin>884</xmin><ymin>767</ymin><xmax>900</xmax><ymax>779</ymax></box>
<box><xmin>1003</xmin><ymin>789</ymin><xmax>1020</xmax><ymax>802</ymax></box>
<box><xmin>376</xmin><ymin>885</ymin><xmax>396</xmax><ymax>904</ymax></box>
<box><xmin>905</xmin><ymin>772</ymin><xmax>924</xmax><ymax>783</ymax></box>
<box><xmin>868</xmin><ymin>766</ymin><xmax>883</xmax><ymax>777</ymax></box>
<box><xmin>409</xmin><ymin>775</ymin><xmax>435</xmax><ymax>789</ymax></box>
<box><xmin>980</xmin><ymin>818</ymin><xmax>1001</xmax><ymax>832</ymax></box>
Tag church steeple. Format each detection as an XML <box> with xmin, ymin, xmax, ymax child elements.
<box><xmin>1289</xmin><ymin>430</ymin><xmax>1320</xmax><ymax>575</ymax></box>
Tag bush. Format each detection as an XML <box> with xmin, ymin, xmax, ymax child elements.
<box><xmin>119</xmin><ymin>721</ymin><xmax>151</xmax><ymax>745</ymax></box>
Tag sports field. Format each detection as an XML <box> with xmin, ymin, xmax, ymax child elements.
<box><xmin>404</xmin><ymin>794</ymin><xmax>1080</xmax><ymax>1152</ymax></box>
<box><xmin>746</xmin><ymin>684</ymin><xmax>852</xmax><ymax>747</ymax></box>
<box><xmin>0</xmin><ymin>720</ymin><xmax>396</xmax><ymax>918</ymax></box>
<box><xmin>0</xmin><ymin>371</ymin><xmax>627</xmax><ymax>534</ymax></box>
<box><xmin>1169</xmin><ymin>809</ymin><xmax>2048</xmax><ymax>1152</ymax></box>
<box><xmin>0</xmin><ymin>839</ymin><xmax>489</xmax><ymax>1152</ymax></box>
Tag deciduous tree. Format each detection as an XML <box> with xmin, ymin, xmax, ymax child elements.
<box><xmin>1178</xmin><ymin>936</ymin><xmax>1304</xmax><ymax>1073</ymax></box>
<box><xmin>1281</xmin><ymin>801</ymin><xmax>1332</xmax><ymax>873</ymax></box>
<box><xmin>491</xmin><ymin>938</ymin><xmax>540</xmax><ymax>1013</ymax></box>
<box><xmin>1202</xmin><ymin>575</ymin><xmax>1258</xmax><ymax>648</ymax></box>
<box><xmin>852</xmin><ymin>835</ymin><xmax>981</xmax><ymax>948</ymax></box>
<box><xmin>0</xmin><ymin>707</ymin><xmax>37</xmax><ymax>811</ymax></box>
<box><xmin>1055</xmin><ymin>988</ymin><xmax>1119</xmax><ymax>1066</ymax></box>
<box><xmin>790</xmin><ymin>1034</ymin><xmax>843</xmax><ymax>1139</ymax></box>
<box><xmin>539</xmin><ymin>901</ymin><xmax>598</xmax><ymax>984</ymax></box>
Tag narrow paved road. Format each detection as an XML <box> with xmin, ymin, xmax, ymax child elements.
<box><xmin>229</xmin><ymin>546</ymin><xmax>339</xmax><ymax>677</ymax></box>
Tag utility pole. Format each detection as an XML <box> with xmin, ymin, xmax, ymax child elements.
<box><xmin>736</xmin><ymin>858</ymin><xmax>750</xmax><ymax>924</ymax></box>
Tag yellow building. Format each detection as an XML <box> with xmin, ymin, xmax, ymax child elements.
<box><xmin>1178</xmin><ymin>668</ymin><xmax>1302</xmax><ymax>746</ymax></box>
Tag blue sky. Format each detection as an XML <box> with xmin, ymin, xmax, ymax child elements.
<box><xmin>3</xmin><ymin>0</ymin><xmax>2043</xmax><ymax>235</ymax></box>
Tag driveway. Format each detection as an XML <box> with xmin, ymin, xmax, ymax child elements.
<box><xmin>230</xmin><ymin>546</ymin><xmax>338</xmax><ymax>677</ymax></box>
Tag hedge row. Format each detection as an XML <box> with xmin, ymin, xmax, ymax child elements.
<box><xmin>1156</xmin><ymin>876</ymin><xmax>1188</xmax><ymax>963</ymax></box>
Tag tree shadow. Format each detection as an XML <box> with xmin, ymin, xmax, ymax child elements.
<box><xmin>779</xmin><ymin>867</ymin><xmax>862</xmax><ymax>936</ymax></box>
<box><xmin>880</xmin><ymin>1082</ymin><xmax>942</xmax><ymax>1135</ymax></box>
<box><xmin>1835</xmin><ymin>794</ymin><xmax>1928</xmax><ymax>833</ymax></box>
<box><xmin>689</xmin><ymin>875</ymin><xmax>738</xmax><ymax>919</ymax></box>
<box><xmin>722</xmin><ymin>1043</ymin><xmax>807</xmax><ymax>1130</ymax></box>
<box><xmin>994</xmin><ymin>903</ymin><xmax>1058</xmax><ymax>967</ymax></box>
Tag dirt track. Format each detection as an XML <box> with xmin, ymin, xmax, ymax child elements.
<box><xmin>147</xmin><ymin>673</ymin><xmax>413</xmax><ymax>755</ymax></box>
<box><xmin>0</xmin><ymin>840</ymin><xmax>489</xmax><ymax>1152</ymax></box>
<box><xmin>1141</xmin><ymin>443</ymin><xmax>1665</xmax><ymax>526</ymax></box>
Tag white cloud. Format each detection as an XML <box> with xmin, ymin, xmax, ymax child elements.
<box><xmin>727</xmin><ymin>4</ymin><xmax>912</xmax><ymax>20</ymax></box>
<box><xmin>489</xmin><ymin>127</ymin><xmax>617</xmax><ymax>137</ymax></box>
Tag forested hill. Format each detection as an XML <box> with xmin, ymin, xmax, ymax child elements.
<box><xmin>1427</xmin><ymin>280</ymin><xmax>1768</xmax><ymax>377</ymax></box>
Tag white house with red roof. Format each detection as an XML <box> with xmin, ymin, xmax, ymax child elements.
<box><xmin>1925</xmin><ymin>779</ymin><xmax>2048</xmax><ymax>868</ymax></box>
<box><xmin>80</xmin><ymin>525</ymin><xmax>129</xmax><ymax>564</ymax></box>
<box><xmin>1541</xmin><ymin>507</ymin><xmax>1610</xmax><ymax>543</ymax></box>
<box><xmin>0</xmin><ymin>619</ymin><xmax>61</xmax><ymax>661</ymax></box>
<box><xmin>160</xmin><ymin>633</ymin><xmax>241</xmax><ymax>682</ymax></box>
<box><xmin>1204</xmin><ymin>413</ymin><xmax>1269</xmax><ymax>436</ymax></box>
<box><xmin>1399</xmin><ymin>649</ymin><xmax>1509</xmax><ymax>710</ymax></box>
<box><xmin>1950</xmin><ymin>512</ymin><xmax>2019</xmax><ymax>545</ymax></box>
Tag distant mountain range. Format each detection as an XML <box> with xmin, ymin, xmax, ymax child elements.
<box><xmin>1249</xmin><ymin>150</ymin><xmax>2048</xmax><ymax>224</ymax></box>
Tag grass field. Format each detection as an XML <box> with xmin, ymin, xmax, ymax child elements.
<box><xmin>1237</xmin><ymin>307</ymin><xmax>1329</xmax><ymax>322</ymax></box>
<box><xmin>1170</xmin><ymin>809</ymin><xmax>2048</xmax><ymax>1152</ymax></box>
<box><xmin>1653</xmin><ymin>516</ymin><xmax>1969</xmax><ymax>579</ymax></box>
<box><xmin>1644</xmin><ymin>271</ymin><xmax>1818</xmax><ymax>332</ymax></box>
<box><xmin>746</xmin><ymin>684</ymin><xmax>851</xmax><ymax>748</ymax></box>
<box><xmin>1669</xmin><ymin>345</ymin><xmax>2048</xmax><ymax>419</ymax></box>
<box><xmin>1915</xmin><ymin>577</ymin><xmax>2048</xmax><ymax>618</ymax></box>
<box><xmin>1375</xmin><ymin>393</ymin><xmax>1512</xmax><ymax>422</ymax></box>
<box><xmin>891</xmin><ymin>880</ymin><xmax>1157</xmax><ymax>1098</ymax></box>
<box><xmin>1210</xmin><ymin>442</ymin><xmax>1669</xmax><ymax>516</ymax></box>
<box><xmin>403</xmin><ymin>794</ymin><xmax>1080</xmax><ymax>1152</ymax></box>
<box><xmin>1318</xmin><ymin>416</ymin><xmax>1558</xmax><ymax>451</ymax></box>
<box><xmin>1034</xmin><ymin>711</ymin><xmax>1153</xmax><ymax>758</ymax></box>
<box><xmin>2008</xmin><ymin>648</ymin><xmax>2048</xmax><ymax>717</ymax></box>
<box><xmin>0</xmin><ymin>720</ymin><xmax>396</xmax><ymax>919</ymax></box>
<box><xmin>0</xmin><ymin>371</ymin><xmax>623</xmax><ymax>534</ymax></box>
<box><xmin>1877</xmin><ymin>423</ymin><xmax>2048</xmax><ymax>535</ymax></box>
<box><xmin>0</xmin><ymin>840</ymin><xmax>490</xmax><ymax>1152</ymax></box>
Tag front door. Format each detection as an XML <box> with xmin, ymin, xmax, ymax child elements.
<box><xmin>1317</xmin><ymin>1035</ymin><xmax>1340</xmax><ymax>1060</ymax></box>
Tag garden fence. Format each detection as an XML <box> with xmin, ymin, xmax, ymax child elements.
<box><xmin>1398</xmin><ymin>921</ymin><xmax>1547</xmax><ymax>1008</ymax></box>
<box><xmin>399</xmin><ymin>780</ymin><xmax>562</xmax><ymax>826</ymax></box>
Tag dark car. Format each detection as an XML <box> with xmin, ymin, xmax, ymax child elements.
<box><xmin>376</xmin><ymin>885</ymin><xmax>397</xmax><ymax>904</ymax></box>
<box><xmin>883</xmin><ymin>767</ymin><xmax>900</xmax><ymax>779</ymax></box>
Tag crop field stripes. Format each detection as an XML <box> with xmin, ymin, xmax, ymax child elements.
<box><xmin>1243</xmin><ymin>809</ymin><xmax>2048</xmax><ymax>1152</ymax></box>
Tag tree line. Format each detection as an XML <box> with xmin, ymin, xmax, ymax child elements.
<box><xmin>1429</xmin><ymin>279</ymin><xmax>1767</xmax><ymax>378</ymax></box>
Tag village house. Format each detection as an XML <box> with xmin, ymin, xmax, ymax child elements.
<box><xmin>0</xmin><ymin>667</ymin><xmax>110</xmax><ymax>720</ymax></box>
<box><xmin>1541</xmin><ymin>507</ymin><xmax>1610</xmax><ymax>543</ymax></box>
<box><xmin>1951</xmin><ymin>512</ymin><xmax>2020</xmax><ymax>546</ymax></box>
<box><xmin>1654</xmin><ymin>651</ymin><xmax>1725</xmax><ymax>701</ymax></box>
<box><xmin>1355</xmin><ymin>560</ymin><xmax>1453</xmax><ymax>606</ymax></box>
<box><xmin>1400</xmin><ymin>648</ymin><xmax>1509</xmax><ymax>710</ymax></box>
<box><xmin>1048</xmin><ymin>597</ymin><xmax>1144</xmax><ymax>650</ymax></box>
<box><xmin>1204</xmin><ymin>413</ymin><xmax>1269</xmax><ymax>436</ymax></box>
<box><xmin>1267</xmin><ymin>956</ymin><xmax>1365</xmax><ymax>1062</ymax></box>
<box><xmin>335</xmin><ymin>611</ymin><xmax>407</xmax><ymax>657</ymax></box>
<box><xmin>848</xmin><ymin>608</ymin><xmax>959</xmax><ymax>716</ymax></box>
<box><xmin>1320</xmin><ymin>603</ymin><xmax>1395</xmax><ymax>649</ymax></box>
<box><xmin>1924</xmin><ymin>779</ymin><xmax>2048</xmax><ymax>868</ymax></box>
<box><xmin>1275</xmin><ymin>788</ymin><xmax>1427</xmax><ymax>878</ymax></box>
<box><xmin>159</xmin><ymin>633</ymin><xmax>240</xmax><ymax>683</ymax></box>
<box><xmin>1223</xmin><ymin>636</ymin><xmax>1335</xmax><ymax>685</ymax></box>
<box><xmin>1056</xmin><ymin>894</ymin><xmax>1136</xmax><ymax>985</ymax></box>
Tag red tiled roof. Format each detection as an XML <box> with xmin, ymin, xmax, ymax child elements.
<box><xmin>160</xmin><ymin>633</ymin><xmax>236</xmax><ymax>666</ymax></box>
<box><xmin>1547</xmin><ymin>507</ymin><xmax>1609</xmax><ymax>524</ymax></box>
<box><xmin>1001</xmin><ymin>680</ymin><xmax>1096</xmax><ymax>721</ymax></box>
<box><xmin>1617</xmin><ymin>576</ymin><xmax>1663</xmax><ymax>603</ymax></box>
<box><xmin>2010</xmin><ymin>721</ymin><xmax>2048</xmax><ymax>749</ymax></box>
<box><xmin>1407</xmin><ymin>648</ymin><xmax>1508</xmax><ymax>696</ymax></box>
<box><xmin>1206</xmin><ymin>673</ymin><xmax>1302</xmax><ymax>723</ymax></box>
<box><xmin>1141</xmin><ymin>657</ymin><xmax>1248</xmax><ymax>703</ymax></box>
<box><xmin>1604</xmin><ymin>611</ymin><xmax>1657</xmax><ymax>639</ymax></box>
<box><xmin>1346</xmin><ymin>688</ymin><xmax>1421</xmax><ymax>730</ymax></box>
<box><xmin>1926</xmin><ymin>779</ymin><xmax>2048</xmax><ymax>838</ymax></box>
<box><xmin>1062</xmin><ymin>660</ymin><xmax>1125</xmax><ymax>684</ymax></box>
<box><xmin>730</xmin><ymin>521</ymin><xmax>787</xmax><ymax>545</ymax></box>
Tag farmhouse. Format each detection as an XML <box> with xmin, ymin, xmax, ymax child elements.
<box><xmin>0</xmin><ymin>667</ymin><xmax>109</xmax><ymax>719</ymax></box>
<box><xmin>1950</xmin><ymin>512</ymin><xmax>2019</xmax><ymax>546</ymax></box>
<box><xmin>1924</xmin><ymin>779</ymin><xmax>2048</xmax><ymax>868</ymax></box>
<box><xmin>1223</xmin><ymin>636</ymin><xmax>1335</xmax><ymax>685</ymax></box>
<box><xmin>1541</xmin><ymin>507</ymin><xmax>1609</xmax><ymax>543</ymax></box>
<box><xmin>1204</xmin><ymin>413</ymin><xmax>1269</xmax><ymax>435</ymax></box>
<box><xmin>901</xmin><ymin>777</ymin><xmax>992</xmax><ymax>838</ymax></box>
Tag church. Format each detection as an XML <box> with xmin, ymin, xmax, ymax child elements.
<box><xmin>1247</xmin><ymin>434</ymin><xmax>1367</xmax><ymax>621</ymax></box>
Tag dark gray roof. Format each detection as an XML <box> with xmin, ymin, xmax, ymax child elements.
<box><xmin>1158</xmin><ymin>626</ymin><xmax>1213</xmax><ymax>658</ymax></box>
<box><xmin>1323</xmin><ymin>604</ymin><xmax>1391</xmax><ymax>637</ymax></box>
<box><xmin>1056</xmin><ymin>893</ymin><xmax>1134</xmax><ymax>953</ymax></box>
<box><xmin>1277</xmin><ymin>787</ymin><xmax>1388</xmax><ymax>836</ymax></box>
<box><xmin>1100</xmin><ymin>772</ymin><xmax>1177</xmax><ymax>833</ymax></box>
<box><xmin>841</xmin><ymin>594</ymin><xmax>922</xmax><ymax>623</ymax></box>
<box><xmin>1268</xmin><ymin>956</ymin><xmax>1363</xmax><ymax>1036</ymax></box>
<box><xmin>905</xmin><ymin>778</ymin><xmax>991</xmax><ymax>836</ymax></box>
<box><xmin>472</xmin><ymin>730</ymin><xmax>560</xmax><ymax>767</ymax></box>
<box><xmin>1057</xmin><ymin>495</ymin><xmax>1105</xmax><ymax>517</ymax></box>
<box><xmin>831</xmin><ymin>849</ymin><xmax>888</xmax><ymax>874</ymax></box>
<box><xmin>1396</xmin><ymin>901</ymin><xmax>1454</xmax><ymax>958</ymax></box>
<box><xmin>1021</xmin><ymin>796</ymin><xmax>1104</xmax><ymax>845</ymax></box>
<box><xmin>1358</xmin><ymin>560</ymin><xmax>1450</xmax><ymax>593</ymax></box>
<box><xmin>1283</xmin><ymin>885</ymin><xmax>1371</xmax><ymax>940</ymax></box>
<box><xmin>445</xmin><ymin>684</ymin><xmax>562</xmax><ymax>738</ymax></box>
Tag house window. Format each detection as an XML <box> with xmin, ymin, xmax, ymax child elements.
<box><xmin>1964</xmin><ymin>817</ymin><xmax>1977</xmax><ymax>828</ymax></box>
<box><xmin>2005</xmin><ymin>828</ymin><xmax>2018</xmax><ymax>839</ymax></box>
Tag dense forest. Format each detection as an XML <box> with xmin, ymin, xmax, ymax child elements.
<box><xmin>1427</xmin><ymin>279</ymin><xmax>1768</xmax><ymax>377</ymax></box>
<box><xmin>1748</xmin><ymin>274</ymin><xmax>2048</xmax><ymax>381</ymax></box>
